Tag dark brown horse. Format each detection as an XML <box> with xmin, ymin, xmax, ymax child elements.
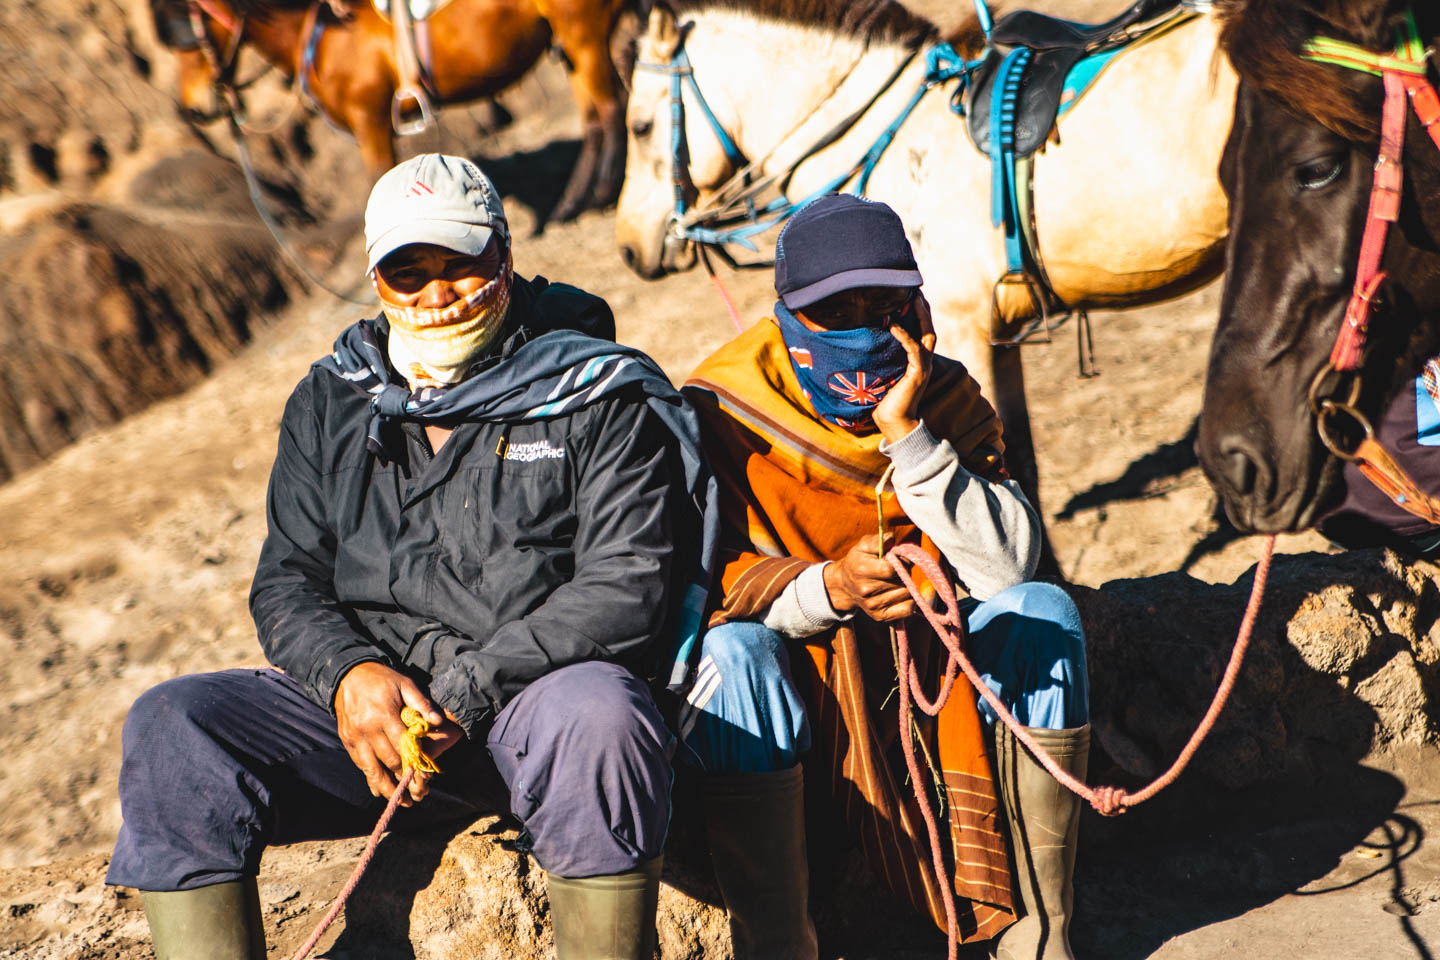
<box><xmin>151</xmin><ymin>0</ymin><xmax>631</xmax><ymax>220</ymax></box>
<box><xmin>1197</xmin><ymin>0</ymin><xmax>1440</xmax><ymax>532</ymax></box>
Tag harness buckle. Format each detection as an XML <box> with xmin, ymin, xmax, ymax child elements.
<box><xmin>1315</xmin><ymin>398</ymin><xmax>1375</xmax><ymax>462</ymax></box>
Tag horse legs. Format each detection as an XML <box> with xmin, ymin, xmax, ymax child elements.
<box><xmin>991</xmin><ymin>344</ymin><xmax>1061</xmax><ymax>579</ymax></box>
<box><xmin>348</xmin><ymin>104</ymin><xmax>398</xmax><ymax>181</ymax></box>
<box><xmin>547</xmin><ymin>1</ymin><xmax>626</xmax><ymax>220</ymax></box>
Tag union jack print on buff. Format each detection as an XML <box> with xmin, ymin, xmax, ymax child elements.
<box><xmin>1418</xmin><ymin>356</ymin><xmax>1440</xmax><ymax>446</ymax></box>
<box><xmin>828</xmin><ymin>371</ymin><xmax>896</xmax><ymax>407</ymax></box>
<box><xmin>773</xmin><ymin>303</ymin><xmax>909</xmax><ymax>428</ymax></box>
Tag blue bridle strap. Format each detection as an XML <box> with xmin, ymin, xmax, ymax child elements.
<box><xmin>973</xmin><ymin>0</ymin><xmax>994</xmax><ymax>39</ymax></box>
<box><xmin>639</xmin><ymin>39</ymin><xmax>987</xmax><ymax>254</ymax></box>
<box><xmin>637</xmin><ymin>49</ymin><xmax>747</xmax><ymax>221</ymax></box>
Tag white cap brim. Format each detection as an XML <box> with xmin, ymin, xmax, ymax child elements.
<box><xmin>366</xmin><ymin>219</ymin><xmax>498</xmax><ymax>274</ymax></box>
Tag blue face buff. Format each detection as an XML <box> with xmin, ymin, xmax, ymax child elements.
<box><xmin>775</xmin><ymin>297</ymin><xmax>916</xmax><ymax>430</ymax></box>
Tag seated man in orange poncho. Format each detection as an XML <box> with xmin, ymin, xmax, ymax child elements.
<box><xmin>679</xmin><ymin>195</ymin><xmax>1090</xmax><ymax>960</ymax></box>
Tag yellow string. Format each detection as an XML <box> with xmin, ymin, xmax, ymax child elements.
<box><xmin>398</xmin><ymin>706</ymin><xmax>442</xmax><ymax>775</ymax></box>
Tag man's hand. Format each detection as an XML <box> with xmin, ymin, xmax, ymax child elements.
<box><xmin>822</xmin><ymin>534</ymin><xmax>916</xmax><ymax>622</ymax></box>
<box><xmin>873</xmin><ymin>293</ymin><xmax>937</xmax><ymax>446</ymax></box>
<box><xmin>334</xmin><ymin>662</ymin><xmax>463</xmax><ymax>806</ymax></box>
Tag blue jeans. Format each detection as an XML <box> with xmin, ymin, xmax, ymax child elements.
<box><xmin>682</xmin><ymin>581</ymin><xmax>1089</xmax><ymax>773</ymax></box>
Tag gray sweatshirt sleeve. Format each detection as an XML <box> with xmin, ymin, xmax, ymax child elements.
<box><xmin>761</xmin><ymin>561</ymin><xmax>853</xmax><ymax>638</ymax></box>
<box><xmin>879</xmin><ymin>421</ymin><xmax>1040</xmax><ymax>600</ymax></box>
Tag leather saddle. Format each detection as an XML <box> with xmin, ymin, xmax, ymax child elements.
<box><xmin>965</xmin><ymin>45</ymin><xmax>1083</xmax><ymax>157</ymax></box>
<box><xmin>989</xmin><ymin>0</ymin><xmax>1181</xmax><ymax>51</ymax></box>
<box><xmin>965</xmin><ymin>0</ymin><xmax>1182</xmax><ymax>157</ymax></box>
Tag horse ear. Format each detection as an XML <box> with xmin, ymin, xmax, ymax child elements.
<box><xmin>645</xmin><ymin>3</ymin><xmax>681</xmax><ymax>61</ymax></box>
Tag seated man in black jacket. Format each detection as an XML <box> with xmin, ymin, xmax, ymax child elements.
<box><xmin>106</xmin><ymin>153</ymin><xmax>712</xmax><ymax>960</ymax></box>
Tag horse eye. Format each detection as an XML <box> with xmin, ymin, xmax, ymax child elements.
<box><xmin>631</xmin><ymin>119</ymin><xmax>654</xmax><ymax>139</ymax></box>
<box><xmin>1295</xmin><ymin>154</ymin><xmax>1345</xmax><ymax>191</ymax></box>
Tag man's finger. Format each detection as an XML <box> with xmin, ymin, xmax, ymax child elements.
<box><xmin>915</xmin><ymin>293</ymin><xmax>935</xmax><ymax>338</ymax></box>
<box><xmin>352</xmin><ymin>743</ymin><xmax>393</xmax><ymax>799</ymax></box>
<box><xmin>398</xmin><ymin>676</ymin><xmax>444</xmax><ymax>727</ymax></box>
<box><xmin>863</xmin><ymin>585</ymin><xmax>914</xmax><ymax>610</ymax></box>
<box><xmin>854</xmin><ymin>533</ymin><xmax>883</xmax><ymax>555</ymax></box>
<box><xmin>408</xmin><ymin>769</ymin><xmax>430</xmax><ymax>803</ymax></box>
<box><xmin>851</xmin><ymin>553</ymin><xmax>902</xmax><ymax>580</ymax></box>
<box><xmin>872</xmin><ymin>600</ymin><xmax>917</xmax><ymax>622</ymax></box>
<box><xmin>890</xmin><ymin>321</ymin><xmax>917</xmax><ymax>352</ymax></box>
<box><xmin>372</xmin><ymin>728</ymin><xmax>408</xmax><ymax>779</ymax></box>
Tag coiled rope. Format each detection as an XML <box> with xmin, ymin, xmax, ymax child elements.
<box><xmin>886</xmin><ymin>535</ymin><xmax>1276</xmax><ymax>959</ymax></box>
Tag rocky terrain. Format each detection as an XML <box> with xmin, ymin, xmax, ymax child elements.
<box><xmin>2</xmin><ymin>0</ymin><xmax>1439</xmax><ymax>957</ymax></box>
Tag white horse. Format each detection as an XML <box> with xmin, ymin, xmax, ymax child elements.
<box><xmin>615</xmin><ymin>0</ymin><xmax>1236</xmax><ymax>511</ymax></box>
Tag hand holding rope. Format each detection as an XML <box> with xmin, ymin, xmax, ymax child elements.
<box><xmin>287</xmin><ymin>706</ymin><xmax>440</xmax><ymax>960</ymax></box>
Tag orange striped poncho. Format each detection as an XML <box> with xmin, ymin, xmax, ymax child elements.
<box><xmin>683</xmin><ymin>316</ymin><xmax>1016</xmax><ymax>940</ymax></box>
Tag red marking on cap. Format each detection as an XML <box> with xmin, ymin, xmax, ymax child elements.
<box><xmin>407</xmin><ymin>181</ymin><xmax>434</xmax><ymax>197</ymax></box>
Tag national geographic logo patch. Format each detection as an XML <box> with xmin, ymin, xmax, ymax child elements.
<box><xmin>497</xmin><ymin>438</ymin><xmax>566</xmax><ymax>462</ymax></box>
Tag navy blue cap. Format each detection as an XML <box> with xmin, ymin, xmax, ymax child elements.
<box><xmin>773</xmin><ymin>194</ymin><xmax>923</xmax><ymax>309</ymax></box>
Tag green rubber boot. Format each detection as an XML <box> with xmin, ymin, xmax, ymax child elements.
<box><xmin>546</xmin><ymin>856</ymin><xmax>663</xmax><ymax>960</ymax></box>
<box><xmin>701</xmin><ymin>765</ymin><xmax>818</xmax><ymax>960</ymax></box>
<box><xmin>141</xmin><ymin>878</ymin><xmax>266</xmax><ymax>960</ymax></box>
<box><xmin>993</xmin><ymin>723</ymin><xmax>1089</xmax><ymax>960</ymax></box>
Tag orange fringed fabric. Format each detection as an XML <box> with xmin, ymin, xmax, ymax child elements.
<box><xmin>684</xmin><ymin>317</ymin><xmax>1015</xmax><ymax>940</ymax></box>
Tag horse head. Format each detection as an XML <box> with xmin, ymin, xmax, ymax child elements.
<box><xmin>1198</xmin><ymin>0</ymin><xmax>1440</xmax><ymax>532</ymax></box>
<box><xmin>616</xmin><ymin>4</ymin><xmax>736</xmax><ymax>278</ymax></box>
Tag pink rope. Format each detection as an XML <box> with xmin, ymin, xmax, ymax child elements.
<box><xmin>286</xmin><ymin>769</ymin><xmax>415</xmax><ymax>960</ymax></box>
<box><xmin>887</xmin><ymin>535</ymin><xmax>1276</xmax><ymax>959</ymax></box>
<box><xmin>698</xmin><ymin>246</ymin><xmax>746</xmax><ymax>333</ymax></box>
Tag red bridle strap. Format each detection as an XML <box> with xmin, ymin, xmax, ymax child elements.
<box><xmin>1303</xmin><ymin>8</ymin><xmax>1440</xmax><ymax>371</ymax></box>
<box><xmin>1331</xmin><ymin>70</ymin><xmax>1407</xmax><ymax>371</ymax></box>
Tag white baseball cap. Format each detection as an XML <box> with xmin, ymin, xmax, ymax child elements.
<box><xmin>364</xmin><ymin>154</ymin><xmax>510</xmax><ymax>273</ymax></box>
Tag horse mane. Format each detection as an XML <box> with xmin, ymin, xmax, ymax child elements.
<box><xmin>1216</xmin><ymin>0</ymin><xmax>1418</xmax><ymax>142</ymax></box>
<box><xmin>660</xmin><ymin>0</ymin><xmax>942</xmax><ymax>46</ymax></box>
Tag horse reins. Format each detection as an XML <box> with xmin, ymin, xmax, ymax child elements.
<box><xmin>1302</xmin><ymin>9</ymin><xmax>1440</xmax><ymax>525</ymax></box>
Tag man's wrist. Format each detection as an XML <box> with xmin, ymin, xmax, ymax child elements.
<box><xmin>875</xmin><ymin>414</ymin><xmax>921</xmax><ymax>446</ymax></box>
<box><xmin>822</xmin><ymin>561</ymin><xmax>856</xmax><ymax>613</ymax></box>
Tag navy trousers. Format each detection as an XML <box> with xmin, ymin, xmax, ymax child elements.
<box><xmin>107</xmin><ymin>661</ymin><xmax>674</xmax><ymax>891</ymax></box>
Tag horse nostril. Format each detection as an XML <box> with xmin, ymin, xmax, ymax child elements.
<box><xmin>1216</xmin><ymin>436</ymin><xmax>1262</xmax><ymax>498</ymax></box>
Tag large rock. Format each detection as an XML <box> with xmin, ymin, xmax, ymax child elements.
<box><xmin>1076</xmin><ymin>546</ymin><xmax>1440</xmax><ymax>790</ymax></box>
<box><xmin>332</xmin><ymin>818</ymin><xmax>732</xmax><ymax>960</ymax></box>
<box><xmin>330</xmin><ymin>796</ymin><xmax>946</xmax><ymax>959</ymax></box>
<box><xmin>319</xmin><ymin>548</ymin><xmax>1440</xmax><ymax>957</ymax></box>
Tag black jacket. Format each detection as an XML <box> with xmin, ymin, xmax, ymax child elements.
<box><xmin>249</xmin><ymin>277</ymin><xmax>679</xmax><ymax>735</ymax></box>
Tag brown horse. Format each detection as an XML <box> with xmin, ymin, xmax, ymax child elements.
<box><xmin>152</xmin><ymin>0</ymin><xmax>631</xmax><ymax>220</ymax></box>
<box><xmin>1197</xmin><ymin>0</ymin><xmax>1440</xmax><ymax>532</ymax></box>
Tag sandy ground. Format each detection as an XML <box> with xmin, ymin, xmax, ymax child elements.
<box><xmin>1</xmin><ymin>51</ymin><xmax>1438</xmax><ymax>959</ymax></box>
